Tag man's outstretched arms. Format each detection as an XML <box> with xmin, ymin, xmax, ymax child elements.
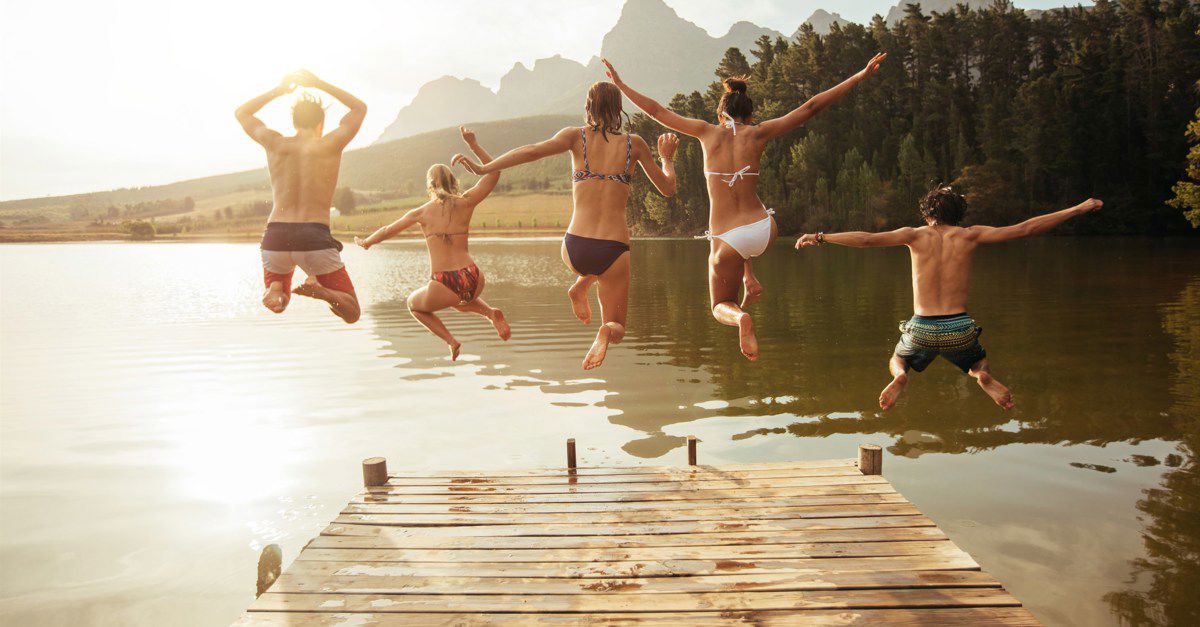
<box><xmin>288</xmin><ymin>70</ymin><xmax>367</xmax><ymax>150</ymax></box>
<box><xmin>796</xmin><ymin>227</ymin><xmax>918</xmax><ymax>249</ymax></box>
<box><xmin>969</xmin><ymin>198</ymin><xmax>1102</xmax><ymax>243</ymax></box>
<box><xmin>235</xmin><ymin>79</ymin><xmax>292</xmax><ymax>147</ymax></box>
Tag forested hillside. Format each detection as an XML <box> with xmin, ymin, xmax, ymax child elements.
<box><xmin>626</xmin><ymin>0</ymin><xmax>1200</xmax><ymax>235</ymax></box>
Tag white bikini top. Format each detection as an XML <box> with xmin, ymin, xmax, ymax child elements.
<box><xmin>705</xmin><ymin>112</ymin><xmax>759</xmax><ymax>187</ymax></box>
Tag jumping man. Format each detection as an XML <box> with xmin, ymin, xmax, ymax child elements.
<box><xmin>235</xmin><ymin>70</ymin><xmax>367</xmax><ymax>323</ymax></box>
<box><xmin>796</xmin><ymin>186</ymin><xmax>1102</xmax><ymax>410</ymax></box>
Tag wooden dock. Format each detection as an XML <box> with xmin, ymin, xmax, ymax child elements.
<box><xmin>236</xmin><ymin>443</ymin><xmax>1039</xmax><ymax>625</ymax></box>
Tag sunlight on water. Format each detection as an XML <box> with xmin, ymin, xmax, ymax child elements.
<box><xmin>1</xmin><ymin>239</ymin><xmax>1199</xmax><ymax>625</ymax></box>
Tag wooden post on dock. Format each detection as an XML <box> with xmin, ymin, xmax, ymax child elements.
<box><xmin>566</xmin><ymin>438</ymin><xmax>577</xmax><ymax>470</ymax></box>
<box><xmin>362</xmin><ymin>457</ymin><xmax>388</xmax><ymax>487</ymax></box>
<box><xmin>687</xmin><ymin>436</ymin><xmax>697</xmax><ymax>466</ymax></box>
<box><xmin>858</xmin><ymin>444</ymin><xmax>882</xmax><ymax>475</ymax></box>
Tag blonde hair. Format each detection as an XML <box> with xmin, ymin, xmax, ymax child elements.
<box><xmin>585</xmin><ymin>82</ymin><xmax>625</xmax><ymax>140</ymax></box>
<box><xmin>426</xmin><ymin>164</ymin><xmax>461</xmax><ymax>203</ymax></box>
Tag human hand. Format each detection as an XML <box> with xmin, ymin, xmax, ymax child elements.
<box><xmin>860</xmin><ymin>53</ymin><xmax>887</xmax><ymax>80</ymax></box>
<box><xmin>657</xmin><ymin>133</ymin><xmax>678</xmax><ymax>161</ymax></box>
<box><xmin>287</xmin><ymin>69</ymin><xmax>322</xmax><ymax>88</ymax></box>
<box><xmin>459</xmin><ymin>126</ymin><xmax>477</xmax><ymax>147</ymax></box>
<box><xmin>354</xmin><ymin>236</ymin><xmax>371</xmax><ymax>250</ymax></box>
<box><xmin>601</xmin><ymin>58</ymin><xmax>622</xmax><ymax>84</ymax></box>
<box><xmin>1080</xmin><ymin>198</ymin><xmax>1103</xmax><ymax>213</ymax></box>
<box><xmin>795</xmin><ymin>233</ymin><xmax>821</xmax><ymax>249</ymax></box>
<box><xmin>452</xmin><ymin>153</ymin><xmax>484</xmax><ymax>175</ymax></box>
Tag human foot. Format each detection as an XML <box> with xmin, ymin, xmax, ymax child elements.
<box><xmin>741</xmin><ymin>278</ymin><xmax>764</xmax><ymax>308</ymax></box>
<box><xmin>292</xmin><ymin>276</ymin><xmax>326</xmax><ymax>300</ymax></box>
<box><xmin>567</xmin><ymin>282</ymin><xmax>592</xmax><ymax>324</ymax></box>
<box><xmin>976</xmin><ymin>372</ymin><xmax>1014</xmax><ymax>410</ymax></box>
<box><xmin>491</xmin><ymin>309</ymin><xmax>511</xmax><ymax>341</ymax></box>
<box><xmin>449</xmin><ymin>340</ymin><xmax>462</xmax><ymax>361</ymax></box>
<box><xmin>262</xmin><ymin>283</ymin><xmax>289</xmax><ymax>313</ymax></box>
<box><xmin>738</xmin><ymin>313</ymin><xmax>758</xmax><ymax>361</ymax></box>
<box><xmin>582</xmin><ymin>324</ymin><xmax>613</xmax><ymax>370</ymax></box>
<box><xmin>879</xmin><ymin>373</ymin><xmax>908</xmax><ymax>411</ymax></box>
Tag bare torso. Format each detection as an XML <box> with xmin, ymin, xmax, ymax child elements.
<box><xmin>567</xmin><ymin>128</ymin><xmax>635</xmax><ymax>243</ymax></box>
<box><xmin>906</xmin><ymin>225</ymin><xmax>979</xmax><ymax>316</ymax></box>
<box><xmin>265</xmin><ymin>134</ymin><xmax>344</xmax><ymax>224</ymax></box>
<box><xmin>698</xmin><ymin>123</ymin><xmax>774</xmax><ymax>234</ymax></box>
<box><xmin>418</xmin><ymin>197</ymin><xmax>479</xmax><ymax>273</ymax></box>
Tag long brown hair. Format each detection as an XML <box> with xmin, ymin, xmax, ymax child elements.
<box><xmin>585</xmin><ymin>81</ymin><xmax>625</xmax><ymax>140</ymax></box>
<box><xmin>717</xmin><ymin>76</ymin><xmax>754</xmax><ymax>123</ymax></box>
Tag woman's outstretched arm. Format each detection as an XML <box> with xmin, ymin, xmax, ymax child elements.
<box><xmin>633</xmin><ymin>133</ymin><xmax>679</xmax><ymax>197</ymax></box>
<box><xmin>758</xmin><ymin>53</ymin><xmax>887</xmax><ymax>141</ymax></box>
<box><xmin>356</xmin><ymin>207</ymin><xmax>424</xmax><ymax>250</ymax></box>
<box><xmin>603</xmin><ymin>59</ymin><xmax>709</xmax><ymax>138</ymax></box>
<box><xmin>458</xmin><ymin>126</ymin><xmax>501</xmax><ymax>203</ymax></box>
<box><xmin>453</xmin><ymin>127</ymin><xmax>575</xmax><ymax>175</ymax></box>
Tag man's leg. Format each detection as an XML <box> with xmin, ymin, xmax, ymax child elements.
<box><xmin>879</xmin><ymin>354</ymin><xmax>910</xmax><ymax>411</ymax></box>
<box><xmin>293</xmin><ymin>274</ymin><xmax>360</xmax><ymax>324</ymax></box>
<box><xmin>968</xmin><ymin>359</ymin><xmax>1014</xmax><ymax>410</ymax></box>
<box><xmin>261</xmin><ymin>252</ymin><xmax>294</xmax><ymax>314</ymax></box>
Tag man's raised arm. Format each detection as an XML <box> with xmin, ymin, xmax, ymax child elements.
<box><xmin>235</xmin><ymin>80</ymin><xmax>292</xmax><ymax>147</ymax></box>
<box><xmin>290</xmin><ymin>70</ymin><xmax>367</xmax><ymax>149</ymax></box>
<box><xmin>970</xmin><ymin>198</ymin><xmax>1102</xmax><ymax>244</ymax></box>
<box><xmin>796</xmin><ymin>227</ymin><xmax>918</xmax><ymax>249</ymax></box>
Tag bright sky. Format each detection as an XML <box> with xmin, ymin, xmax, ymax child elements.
<box><xmin>0</xmin><ymin>0</ymin><xmax>1083</xmax><ymax>201</ymax></box>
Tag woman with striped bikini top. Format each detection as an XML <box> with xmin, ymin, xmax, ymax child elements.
<box><xmin>605</xmin><ymin>53</ymin><xmax>888</xmax><ymax>362</ymax></box>
<box><xmin>451</xmin><ymin>81</ymin><xmax>678</xmax><ymax>371</ymax></box>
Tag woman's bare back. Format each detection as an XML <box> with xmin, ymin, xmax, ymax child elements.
<box><xmin>419</xmin><ymin>197</ymin><xmax>478</xmax><ymax>272</ymax></box>
<box><xmin>568</xmin><ymin>128</ymin><xmax>635</xmax><ymax>242</ymax></box>
<box><xmin>697</xmin><ymin>123</ymin><xmax>771</xmax><ymax>232</ymax></box>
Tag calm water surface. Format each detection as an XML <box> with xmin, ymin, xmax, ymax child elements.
<box><xmin>1</xmin><ymin>238</ymin><xmax>1198</xmax><ymax>626</ymax></box>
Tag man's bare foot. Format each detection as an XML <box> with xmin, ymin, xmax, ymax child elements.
<box><xmin>449</xmin><ymin>341</ymin><xmax>462</xmax><ymax>361</ymax></box>
<box><xmin>741</xmin><ymin>278</ymin><xmax>764</xmax><ymax>308</ymax></box>
<box><xmin>976</xmin><ymin>372</ymin><xmax>1014</xmax><ymax>410</ymax></box>
<box><xmin>582</xmin><ymin>324</ymin><xmax>613</xmax><ymax>370</ymax></box>
<box><xmin>262</xmin><ymin>283</ymin><xmax>288</xmax><ymax>313</ymax></box>
<box><xmin>879</xmin><ymin>373</ymin><xmax>908</xmax><ymax>411</ymax></box>
<box><xmin>567</xmin><ymin>282</ymin><xmax>592</xmax><ymax>324</ymax></box>
<box><xmin>491</xmin><ymin>309</ymin><xmax>511</xmax><ymax>341</ymax></box>
<box><xmin>738</xmin><ymin>313</ymin><xmax>758</xmax><ymax>361</ymax></box>
<box><xmin>292</xmin><ymin>276</ymin><xmax>325</xmax><ymax>299</ymax></box>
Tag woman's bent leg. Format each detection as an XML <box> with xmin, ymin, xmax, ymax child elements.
<box><xmin>710</xmin><ymin>243</ymin><xmax>757</xmax><ymax>361</ymax></box>
<box><xmin>583</xmin><ymin>252</ymin><xmax>630</xmax><ymax>370</ymax></box>
<box><xmin>408</xmin><ymin>282</ymin><xmax>467</xmax><ymax>360</ymax></box>
<box><xmin>741</xmin><ymin>259</ymin><xmax>764</xmax><ymax>308</ymax></box>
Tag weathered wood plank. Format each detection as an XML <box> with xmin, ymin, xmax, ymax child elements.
<box><xmin>343</xmin><ymin>493</ymin><xmax>908</xmax><ymax>515</ymax></box>
<box><xmin>270</xmin><ymin>569</ymin><xmax>999</xmax><ymax>596</ymax></box>
<box><xmin>307</xmin><ymin>526</ymin><xmax>947</xmax><ymax>550</ymax></box>
<box><xmin>322</xmin><ymin>515</ymin><xmax>938</xmax><ymax>539</ymax></box>
<box><xmin>235</xmin><ymin>607</ymin><xmax>1042</xmax><ymax>625</ymax></box>
<box><xmin>381</xmin><ymin>459</ymin><xmax>859</xmax><ymax>479</ymax></box>
<box><xmin>384</xmin><ymin>466</ymin><xmax>866</xmax><ymax>487</ymax></box>
<box><xmin>250</xmin><ymin>587</ymin><xmax>1023</xmax><ymax>613</ymax></box>
<box><xmin>354</xmin><ymin>483</ymin><xmax>898</xmax><ymax>505</ymax></box>
<box><xmin>375</xmin><ymin>475</ymin><xmax>889</xmax><ymax>495</ymax></box>
<box><xmin>282</xmin><ymin>554</ymin><xmax>982</xmax><ymax>579</ymax></box>
<box><xmin>336</xmin><ymin>503</ymin><xmax>922</xmax><ymax>526</ymax></box>
<box><xmin>293</xmin><ymin>540</ymin><xmax>964</xmax><ymax>563</ymax></box>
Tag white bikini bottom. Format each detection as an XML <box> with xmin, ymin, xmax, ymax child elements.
<box><xmin>698</xmin><ymin>209</ymin><xmax>776</xmax><ymax>259</ymax></box>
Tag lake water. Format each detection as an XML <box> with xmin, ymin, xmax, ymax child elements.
<box><xmin>1</xmin><ymin>238</ymin><xmax>1198</xmax><ymax>626</ymax></box>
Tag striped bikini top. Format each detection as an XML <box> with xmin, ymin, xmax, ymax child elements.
<box><xmin>572</xmin><ymin>129</ymin><xmax>632</xmax><ymax>185</ymax></box>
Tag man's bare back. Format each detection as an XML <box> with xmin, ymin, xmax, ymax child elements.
<box><xmin>797</xmin><ymin>188</ymin><xmax>1102</xmax><ymax>411</ymax></box>
<box><xmin>235</xmin><ymin>70</ymin><xmax>367</xmax><ymax>323</ymax></box>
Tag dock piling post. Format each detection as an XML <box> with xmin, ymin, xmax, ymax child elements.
<box><xmin>362</xmin><ymin>457</ymin><xmax>388</xmax><ymax>487</ymax></box>
<box><xmin>858</xmin><ymin>444</ymin><xmax>882</xmax><ymax>475</ymax></box>
<box><xmin>687</xmin><ymin>436</ymin><xmax>697</xmax><ymax>466</ymax></box>
<box><xmin>566</xmin><ymin>438</ymin><xmax>577</xmax><ymax>470</ymax></box>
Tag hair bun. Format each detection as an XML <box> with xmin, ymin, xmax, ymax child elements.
<box><xmin>723</xmin><ymin>76</ymin><xmax>748</xmax><ymax>94</ymax></box>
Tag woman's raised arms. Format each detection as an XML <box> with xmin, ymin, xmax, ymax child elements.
<box><xmin>632</xmin><ymin>133</ymin><xmax>680</xmax><ymax>197</ymax></box>
<box><xmin>757</xmin><ymin>53</ymin><xmax>886</xmax><ymax>142</ymax></box>
<box><xmin>603</xmin><ymin>59</ymin><xmax>710</xmax><ymax>138</ymax></box>
<box><xmin>457</xmin><ymin>126</ymin><xmax>501</xmax><ymax>204</ymax></box>
<box><xmin>453</xmin><ymin>127</ymin><xmax>575</xmax><ymax>175</ymax></box>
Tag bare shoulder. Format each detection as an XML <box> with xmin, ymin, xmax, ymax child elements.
<box><xmin>629</xmin><ymin>133</ymin><xmax>651</xmax><ymax>154</ymax></box>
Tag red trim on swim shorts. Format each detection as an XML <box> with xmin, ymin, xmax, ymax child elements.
<box><xmin>316</xmin><ymin>267</ymin><xmax>355</xmax><ymax>295</ymax></box>
<box><xmin>264</xmin><ymin>269</ymin><xmax>294</xmax><ymax>293</ymax></box>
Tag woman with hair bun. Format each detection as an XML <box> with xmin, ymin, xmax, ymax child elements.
<box><xmin>453</xmin><ymin>81</ymin><xmax>679</xmax><ymax>370</ymax></box>
<box><xmin>605</xmin><ymin>54</ymin><xmax>886</xmax><ymax>361</ymax></box>
<box><xmin>355</xmin><ymin>126</ymin><xmax>511</xmax><ymax>361</ymax></box>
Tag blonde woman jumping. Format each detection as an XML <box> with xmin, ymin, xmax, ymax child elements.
<box><xmin>356</xmin><ymin>126</ymin><xmax>511</xmax><ymax>360</ymax></box>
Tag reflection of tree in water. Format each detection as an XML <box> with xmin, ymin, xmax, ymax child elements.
<box><xmin>1105</xmin><ymin>279</ymin><xmax>1200</xmax><ymax>626</ymax></box>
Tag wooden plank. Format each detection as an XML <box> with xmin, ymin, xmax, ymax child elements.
<box><xmin>236</xmin><ymin>607</ymin><xmax>1042</xmax><ymax>625</ymax></box>
<box><xmin>375</xmin><ymin>475</ymin><xmax>889</xmax><ymax>495</ymax></box>
<box><xmin>353</xmin><ymin>483</ymin><xmax>899</xmax><ymax>505</ymax></box>
<box><xmin>270</xmin><ymin>569</ymin><xmax>999</xmax><ymax>596</ymax></box>
<box><xmin>382</xmin><ymin>459</ymin><xmax>858</xmax><ymax>479</ymax></box>
<box><xmin>335</xmin><ymin>503</ymin><xmax>922</xmax><ymax>526</ymax></box>
<box><xmin>283</xmin><ymin>553</ymin><xmax>982</xmax><ymax>579</ymax></box>
<box><xmin>384</xmin><ymin>466</ymin><xmax>867</xmax><ymax>487</ymax></box>
<box><xmin>293</xmin><ymin>540</ymin><xmax>964</xmax><ymax>563</ymax></box>
<box><xmin>307</xmin><ymin>526</ymin><xmax>948</xmax><ymax>550</ymax></box>
<box><xmin>250</xmin><ymin>587</ymin><xmax>1023</xmax><ymax>613</ymax></box>
<box><xmin>343</xmin><ymin>493</ymin><xmax>909</xmax><ymax>515</ymax></box>
<box><xmin>322</xmin><ymin>515</ymin><xmax>938</xmax><ymax>538</ymax></box>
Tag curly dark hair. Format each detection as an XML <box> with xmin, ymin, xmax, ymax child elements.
<box><xmin>919</xmin><ymin>184</ymin><xmax>968</xmax><ymax>225</ymax></box>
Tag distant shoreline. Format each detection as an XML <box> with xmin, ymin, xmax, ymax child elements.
<box><xmin>0</xmin><ymin>228</ymin><xmax>703</xmax><ymax>244</ymax></box>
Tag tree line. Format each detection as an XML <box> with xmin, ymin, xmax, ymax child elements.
<box><xmin>626</xmin><ymin>0</ymin><xmax>1200</xmax><ymax>235</ymax></box>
